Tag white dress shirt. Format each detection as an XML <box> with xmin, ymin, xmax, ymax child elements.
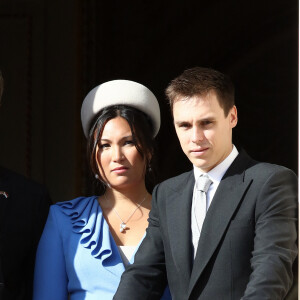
<box><xmin>191</xmin><ymin>145</ymin><xmax>239</xmax><ymax>257</ymax></box>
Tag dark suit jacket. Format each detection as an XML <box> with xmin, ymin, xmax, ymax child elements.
<box><xmin>114</xmin><ymin>150</ymin><xmax>298</xmax><ymax>300</ymax></box>
<box><xmin>0</xmin><ymin>167</ymin><xmax>51</xmax><ymax>300</ymax></box>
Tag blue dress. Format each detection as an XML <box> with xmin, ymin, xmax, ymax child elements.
<box><xmin>33</xmin><ymin>196</ymin><xmax>171</xmax><ymax>300</ymax></box>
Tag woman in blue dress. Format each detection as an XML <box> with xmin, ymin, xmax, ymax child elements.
<box><xmin>33</xmin><ymin>80</ymin><xmax>171</xmax><ymax>300</ymax></box>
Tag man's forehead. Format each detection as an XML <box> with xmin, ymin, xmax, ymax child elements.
<box><xmin>173</xmin><ymin>92</ymin><xmax>219</xmax><ymax>108</ymax></box>
<box><xmin>172</xmin><ymin>93</ymin><xmax>228</xmax><ymax>121</ymax></box>
<box><xmin>174</xmin><ymin>90</ymin><xmax>218</xmax><ymax>103</ymax></box>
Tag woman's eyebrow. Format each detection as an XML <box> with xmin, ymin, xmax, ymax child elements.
<box><xmin>100</xmin><ymin>135</ymin><xmax>133</xmax><ymax>142</ymax></box>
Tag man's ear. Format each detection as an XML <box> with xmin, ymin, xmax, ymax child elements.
<box><xmin>229</xmin><ymin>105</ymin><xmax>238</xmax><ymax>128</ymax></box>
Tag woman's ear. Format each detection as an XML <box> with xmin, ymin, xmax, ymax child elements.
<box><xmin>145</xmin><ymin>151</ymin><xmax>153</xmax><ymax>172</ymax></box>
<box><xmin>95</xmin><ymin>145</ymin><xmax>101</xmax><ymax>171</ymax></box>
<box><xmin>95</xmin><ymin>145</ymin><xmax>110</xmax><ymax>186</ymax></box>
<box><xmin>95</xmin><ymin>145</ymin><xmax>105</xmax><ymax>179</ymax></box>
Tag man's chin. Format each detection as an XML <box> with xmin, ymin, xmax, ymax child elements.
<box><xmin>192</xmin><ymin>160</ymin><xmax>210</xmax><ymax>171</ymax></box>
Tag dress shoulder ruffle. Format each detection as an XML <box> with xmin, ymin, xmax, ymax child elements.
<box><xmin>56</xmin><ymin>196</ymin><xmax>112</xmax><ymax>261</ymax></box>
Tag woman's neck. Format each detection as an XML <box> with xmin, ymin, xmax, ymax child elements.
<box><xmin>103</xmin><ymin>183</ymin><xmax>150</xmax><ymax>207</ymax></box>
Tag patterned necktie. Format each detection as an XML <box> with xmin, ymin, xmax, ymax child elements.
<box><xmin>192</xmin><ymin>174</ymin><xmax>213</xmax><ymax>257</ymax></box>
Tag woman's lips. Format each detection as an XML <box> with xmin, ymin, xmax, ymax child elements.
<box><xmin>111</xmin><ymin>166</ymin><xmax>128</xmax><ymax>174</ymax></box>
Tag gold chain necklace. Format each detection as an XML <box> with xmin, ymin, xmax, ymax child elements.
<box><xmin>104</xmin><ymin>193</ymin><xmax>147</xmax><ymax>233</ymax></box>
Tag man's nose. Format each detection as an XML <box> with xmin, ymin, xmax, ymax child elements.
<box><xmin>191</xmin><ymin>127</ymin><xmax>205</xmax><ymax>143</ymax></box>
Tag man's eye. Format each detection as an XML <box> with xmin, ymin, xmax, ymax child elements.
<box><xmin>202</xmin><ymin>120</ymin><xmax>213</xmax><ymax>126</ymax></box>
<box><xmin>179</xmin><ymin>123</ymin><xmax>190</xmax><ymax>129</ymax></box>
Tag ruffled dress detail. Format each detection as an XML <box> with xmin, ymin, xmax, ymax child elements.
<box><xmin>57</xmin><ymin>196</ymin><xmax>113</xmax><ymax>262</ymax></box>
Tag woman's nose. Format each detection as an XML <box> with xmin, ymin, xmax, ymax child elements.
<box><xmin>112</xmin><ymin>146</ymin><xmax>124</xmax><ymax>162</ymax></box>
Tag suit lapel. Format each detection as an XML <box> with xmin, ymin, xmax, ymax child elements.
<box><xmin>188</xmin><ymin>151</ymin><xmax>254</xmax><ymax>295</ymax></box>
<box><xmin>167</xmin><ymin>171</ymin><xmax>194</xmax><ymax>281</ymax></box>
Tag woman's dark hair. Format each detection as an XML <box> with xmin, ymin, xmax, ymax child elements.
<box><xmin>87</xmin><ymin>105</ymin><xmax>157</xmax><ymax>193</ymax></box>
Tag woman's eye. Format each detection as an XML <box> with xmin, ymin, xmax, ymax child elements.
<box><xmin>124</xmin><ymin>140</ymin><xmax>134</xmax><ymax>145</ymax></box>
<box><xmin>99</xmin><ymin>143</ymin><xmax>110</xmax><ymax>149</ymax></box>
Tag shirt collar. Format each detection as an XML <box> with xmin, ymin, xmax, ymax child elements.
<box><xmin>193</xmin><ymin>145</ymin><xmax>239</xmax><ymax>183</ymax></box>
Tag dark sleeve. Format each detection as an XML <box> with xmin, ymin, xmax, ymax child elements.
<box><xmin>26</xmin><ymin>187</ymin><xmax>51</xmax><ymax>300</ymax></box>
<box><xmin>242</xmin><ymin>168</ymin><xmax>298</xmax><ymax>299</ymax></box>
<box><xmin>114</xmin><ymin>184</ymin><xmax>168</xmax><ymax>300</ymax></box>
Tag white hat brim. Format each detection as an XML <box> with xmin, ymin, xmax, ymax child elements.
<box><xmin>81</xmin><ymin>80</ymin><xmax>160</xmax><ymax>138</ymax></box>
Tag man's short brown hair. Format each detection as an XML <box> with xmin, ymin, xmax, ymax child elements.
<box><xmin>165</xmin><ymin>67</ymin><xmax>235</xmax><ymax>116</ymax></box>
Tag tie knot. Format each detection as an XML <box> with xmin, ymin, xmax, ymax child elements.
<box><xmin>196</xmin><ymin>174</ymin><xmax>212</xmax><ymax>193</ymax></box>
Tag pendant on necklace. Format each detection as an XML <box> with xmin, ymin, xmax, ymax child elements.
<box><xmin>120</xmin><ymin>222</ymin><xmax>127</xmax><ymax>232</ymax></box>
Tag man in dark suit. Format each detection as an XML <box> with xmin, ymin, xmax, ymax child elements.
<box><xmin>114</xmin><ymin>67</ymin><xmax>298</xmax><ymax>299</ymax></box>
<box><xmin>0</xmin><ymin>71</ymin><xmax>51</xmax><ymax>300</ymax></box>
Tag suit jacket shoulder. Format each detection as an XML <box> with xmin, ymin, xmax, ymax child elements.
<box><xmin>157</xmin><ymin>170</ymin><xmax>194</xmax><ymax>192</ymax></box>
<box><xmin>245</xmin><ymin>160</ymin><xmax>297</xmax><ymax>180</ymax></box>
<box><xmin>0</xmin><ymin>166</ymin><xmax>49</xmax><ymax>199</ymax></box>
